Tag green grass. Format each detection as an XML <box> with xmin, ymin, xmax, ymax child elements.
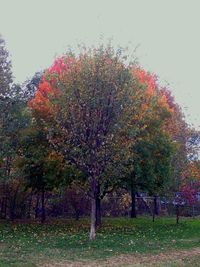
<box><xmin>121</xmin><ymin>255</ymin><xmax>200</xmax><ymax>267</ymax></box>
<box><xmin>0</xmin><ymin>216</ymin><xmax>200</xmax><ymax>266</ymax></box>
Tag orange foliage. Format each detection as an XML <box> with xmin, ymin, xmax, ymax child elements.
<box><xmin>29</xmin><ymin>59</ymin><xmax>183</xmax><ymax>144</ymax></box>
<box><xmin>132</xmin><ymin>67</ymin><xmax>188</xmax><ymax>154</ymax></box>
<box><xmin>28</xmin><ymin>79</ymin><xmax>60</xmax><ymax>117</ymax></box>
<box><xmin>187</xmin><ymin>162</ymin><xmax>200</xmax><ymax>181</ymax></box>
<box><xmin>133</xmin><ymin>67</ymin><xmax>175</xmax><ymax>114</ymax></box>
<box><xmin>29</xmin><ymin>55</ymin><xmax>81</xmax><ymax>117</ymax></box>
<box><xmin>133</xmin><ymin>67</ymin><xmax>157</xmax><ymax>98</ymax></box>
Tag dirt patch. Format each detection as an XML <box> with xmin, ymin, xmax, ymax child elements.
<box><xmin>42</xmin><ymin>247</ymin><xmax>200</xmax><ymax>267</ymax></box>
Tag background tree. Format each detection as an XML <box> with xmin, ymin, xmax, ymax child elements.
<box><xmin>0</xmin><ymin>93</ymin><xmax>29</xmax><ymax>219</ymax></box>
<box><xmin>18</xmin><ymin>118</ymin><xmax>73</xmax><ymax>223</ymax></box>
<box><xmin>0</xmin><ymin>35</ymin><xmax>12</xmax><ymax>97</ymax></box>
<box><xmin>21</xmin><ymin>71</ymin><xmax>43</xmax><ymax>101</ymax></box>
<box><xmin>119</xmin><ymin>68</ymin><xmax>175</xmax><ymax>218</ymax></box>
<box><xmin>0</xmin><ymin>36</ymin><xmax>32</xmax><ymax>219</ymax></box>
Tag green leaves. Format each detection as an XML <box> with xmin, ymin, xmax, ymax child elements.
<box><xmin>0</xmin><ymin>35</ymin><xmax>13</xmax><ymax>96</ymax></box>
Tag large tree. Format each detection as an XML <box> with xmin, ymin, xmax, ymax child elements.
<box><xmin>29</xmin><ymin>46</ymin><xmax>143</xmax><ymax>239</ymax></box>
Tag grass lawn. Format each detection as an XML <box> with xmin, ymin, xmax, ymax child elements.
<box><xmin>0</xmin><ymin>216</ymin><xmax>200</xmax><ymax>267</ymax></box>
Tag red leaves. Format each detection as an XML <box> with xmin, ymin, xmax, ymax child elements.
<box><xmin>28</xmin><ymin>78</ymin><xmax>60</xmax><ymax>117</ymax></box>
<box><xmin>178</xmin><ymin>161</ymin><xmax>200</xmax><ymax>204</ymax></box>
<box><xmin>133</xmin><ymin>67</ymin><xmax>157</xmax><ymax>97</ymax></box>
<box><xmin>29</xmin><ymin>54</ymin><xmax>181</xmax><ymax>150</ymax></box>
<box><xmin>133</xmin><ymin>67</ymin><xmax>176</xmax><ymax>114</ymax></box>
<box><xmin>179</xmin><ymin>184</ymin><xmax>198</xmax><ymax>204</ymax></box>
<box><xmin>48</xmin><ymin>56</ymin><xmax>75</xmax><ymax>76</ymax></box>
<box><xmin>28</xmin><ymin>55</ymin><xmax>77</xmax><ymax>117</ymax></box>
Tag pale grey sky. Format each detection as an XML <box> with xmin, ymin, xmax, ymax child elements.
<box><xmin>1</xmin><ymin>0</ymin><xmax>200</xmax><ymax>128</ymax></box>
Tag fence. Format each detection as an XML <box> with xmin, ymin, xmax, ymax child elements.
<box><xmin>1</xmin><ymin>188</ymin><xmax>200</xmax><ymax>221</ymax></box>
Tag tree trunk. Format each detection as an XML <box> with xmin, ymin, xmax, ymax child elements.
<box><xmin>1</xmin><ymin>197</ymin><xmax>6</xmax><ymax>219</ymax></box>
<box><xmin>2</xmin><ymin>183</ymin><xmax>8</xmax><ymax>219</ymax></box>
<box><xmin>130</xmin><ymin>189</ymin><xmax>137</xmax><ymax>218</ymax></box>
<box><xmin>176</xmin><ymin>204</ymin><xmax>179</xmax><ymax>224</ymax></box>
<box><xmin>3</xmin><ymin>197</ymin><xmax>8</xmax><ymax>219</ymax></box>
<box><xmin>27</xmin><ymin>194</ymin><xmax>32</xmax><ymax>219</ymax></box>
<box><xmin>35</xmin><ymin>194</ymin><xmax>40</xmax><ymax>219</ymax></box>
<box><xmin>75</xmin><ymin>210</ymin><xmax>80</xmax><ymax>221</ymax></box>
<box><xmin>95</xmin><ymin>183</ymin><xmax>101</xmax><ymax>226</ymax></box>
<box><xmin>95</xmin><ymin>196</ymin><xmax>101</xmax><ymax>226</ymax></box>
<box><xmin>154</xmin><ymin>195</ymin><xmax>159</xmax><ymax>215</ymax></box>
<box><xmin>10</xmin><ymin>186</ymin><xmax>21</xmax><ymax>220</ymax></box>
<box><xmin>41</xmin><ymin>190</ymin><xmax>46</xmax><ymax>223</ymax></box>
<box><xmin>10</xmin><ymin>197</ymin><xmax>16</xmax><ymax>221</ymax></box>
<box><xmin>90</xmin><ymin>197</ymin><xmax>96</xmax><ymax>240</ymax></box>
<box><xmin>192</xmin><ymin>205</ymin><xmax>195</xmax><ymax>219</ymax></box>
<box><xmin>152</xmin><ymin>195</ymin><xmax>158</xmax><ymax>222</ymax></box>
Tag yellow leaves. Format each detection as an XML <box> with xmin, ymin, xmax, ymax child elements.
<box><xmin>188</xmin><ymin>162</ymin><xmax>200</xmax><ymax>180</ymax></box>
<box><xmin>158</xmin><ymin>93</ymin><xmax>174</xmax><ymax>115</ymax></box>
<box><xmin>120</xmin><ymin>193</ymin><xmax>131</xmax><ymax>209</ymax></box>
<box><xmin>180</xmin><ymin>161</ymin><xmax>200</xmax><ymax>186</ymax></box>
<box><xmin>47</xmin><ymin>151</ymin><xmax>63</xmax><ymax>161</ymax></box>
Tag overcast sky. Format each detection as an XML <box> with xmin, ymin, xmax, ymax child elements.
<box><xmin>1</xmin><ymin>0</ymin><xmax>200</xmax><ymax>128</ymax></box>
